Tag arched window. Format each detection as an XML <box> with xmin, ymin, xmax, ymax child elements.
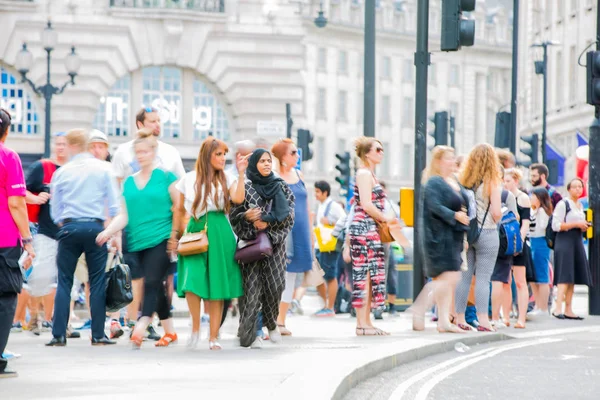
<box><xmin>93</xmin><ymin>74</ymin><xmax>131</xmax><ymax>137</ymax></box>
<box><xmin>0</xmin><ymin>67</ymin><xmax>40</xmax><ymax>135</ymax></box>
<box><xmin>193</xmin><ymin>78</ymin><xmax>231</xmax><ymax>142</ymax></box>
<box><xmin>142</xmin><ymin>66</ymin><xmax>182</xmax><ymax>139</ymax></box>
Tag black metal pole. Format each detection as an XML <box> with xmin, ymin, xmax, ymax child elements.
<box><xmin>43</xmin><ymin>49</ymin><xmax>52</xmax><ymax>159</ymax></box>
<box><xmin>363</xmin><ymin>0</ymin><xmax>376</xmax><ymax>138</ymax></box>
<box><xmin>413</xmin><ymin>0</ymin><xmax>429</xmax><ymax>299</ymax></box>
<box><xmin>541</xmin><ymin>43</ymin><xmax>548</xmax><ymax>165</ymax></box>
<box><xmin>286</xmin><ymin>103</ymin><xmax>292</xmax><ymax>139</ymax></box>
<box><xmin>509</xmin><ymin>0</ymin><xmax>519</xmax><ymax>155</ymax></box>
<box><xmin>588</xmin><ymin>0</ymin><xmax>600</xmax><ymax>316</ymax></box>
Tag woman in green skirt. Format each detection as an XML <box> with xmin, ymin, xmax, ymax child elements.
<box><xmin>174</xmin><ymin>137</ymin><xmax>247</xmax><ymax>350</ymax></box>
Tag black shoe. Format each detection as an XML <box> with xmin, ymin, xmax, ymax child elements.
<box><xmin>67</xmin><ymin>330</ymin><xmax>81</xmax><ymax>339</ymax></box>
<box><xmin>91</xmin><ymin>336</ymin><xmax>116</xmax><ymax>346</ymax></box>
<box><xmin>46</xmin><ymin>336</ymin><xmax>67</xmax><ymax>347</ymax></box>
<box><xmin>146</xmin><ymin>325</ymin><xmax>161</xmax><ymax>341</ymax></box>
<box><xmin>0</xmin><ymin>369</ymin><xmax>18</xmax><ymax>379</ymax></box>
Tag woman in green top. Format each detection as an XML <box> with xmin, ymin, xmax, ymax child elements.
<box><xmin>97</xmin><ymin>129</ymin><xmax>181</xmax><ymax>348</ymax></box>
<box><xmin>173</xmin><ymin>137</ymin><xmax>247</xmax><ymax>350</ymax></box>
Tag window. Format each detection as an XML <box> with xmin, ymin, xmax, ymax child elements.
<box><xmin>569</xmin><ymin>45</ymin><xmax>577</xmax><ymax>103</ymax></box>
<box><xmin>402</xmin><ymin>97</ymin><xmax>413</xmax><ymax>128</ymax></box>
<box><xmin>381</xmin><ymin>95</ymin><xmax>391</xmax><ymax>125</ymax></box>
<box><xmin>450</xmin><ymin>101</ymin><xmax>459</xmax><ymax>127</ymax></box>
<box><xmin>337</xmin><ymin>90</ymin><xmax>348</xmax><ymax>121</ymax></box>
<box><xmin>401</xmin><ymin>144</ymin><xmax>412</xmax><ymax>178</ymax></box>
<box><xmin>403</xmin><ymin>59</ymin><xmax>413</xmax><ymax>82</ymax></box>
<box><xmin>142</xmin><ymin>67</ymin><xmax>182</xmax><ymax>139</ymax></box>
<box><xmin>317</xmin><ymin>88</ymin><xmax>327</xmax><ymax>120</ymax></box>
<box><xmin>382</xmin><ymin>56</ymin><xmax>392</xmax><ymax>79</ymax></box>
<box><xmin>192</xmin><ymin>78</ymin><xmax>231</xmax><ymax>142</ymax></box>
<box><xmin>555</xmin><ymin>50</ymin><xmax>563</xmax><ymax>108</ymax></box>
<box><xmin>317</xmin><ymin>136</ymin><xmax>326</xmax><ymax>172</ymax></box>
<box><xmin>318</xmin><ymin>47</ymin><xmax>327</xmax><ymax>70</ymax></box>
<box><xmin>0</xmin><ymin>67</ymin><xmax>40</xmax><ymax>136</ymax></box>
<box><xmin>338</xmin><ymin>50</ymin><xmax>348</xmax><ymax>74</ymax></box>
<box><xmin>337</xmin><ymin>138</ymin><xmax>347</xmax><ymax>153</ymax></box>
<box><xmin>357</xmin><ymin>93</ymin><xmax>364</xmax><ymax>123</ymax></box>
<box><xmin>93</xmin><ymin>75</ymin><xmax>131</xmax><ymax>137</ymax></box>
<box><xmin>449</xmin><ymin>64</ymin><xmax>460</xmax><ymax>86</ymax></box>
<box><xmin>380</xmin><ymin>141</ymin><xmax>390</xmax><ymax>177</ymax></box>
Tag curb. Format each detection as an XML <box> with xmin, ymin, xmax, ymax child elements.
<box><xmin>331</xmin><ymin>333</ymin><xmax>512</xmax><ymax>400</ymax></box>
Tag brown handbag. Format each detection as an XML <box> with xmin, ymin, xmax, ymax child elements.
<box><xmin>177</xmin><ymin>213</ymin><xmax>209</xmax><ymax>256</ymax></box>
<box><xmin>376</xmin><ymin>219</ymin><xmax>408</xmax><ymax>246</ymax></box>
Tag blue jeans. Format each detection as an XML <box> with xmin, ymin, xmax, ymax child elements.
<box><xmin>53</xmin><ymin>221</ymin><xmax>107</xmax><ymax>340</ymax></box>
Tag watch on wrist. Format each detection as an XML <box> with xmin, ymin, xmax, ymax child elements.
<box><xmin>22</xmin><ymin>237</ymin><xmax>33</xmax><ymax>245</ymax></box>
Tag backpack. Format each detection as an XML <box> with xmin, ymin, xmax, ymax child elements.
<box><xmin>467</xmin><ymin>187</ymin><xmax>490</xmax><ymax>245</ymax></box>
<box><xmin>498</xmin><ymin>190</ymin><xmax>523</xmax><ymax>256</ymax></box>
<box><xmin>545</xmin><ymin>199</ymin><xmax>570</xmax><ymax>249</ymax></box>
<box><xmin>26</xmin><ymin>160</ymin><xmax>57</xmax><ymax>223</ymax></box>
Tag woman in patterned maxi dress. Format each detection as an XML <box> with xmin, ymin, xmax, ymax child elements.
<box><xmin>349</xmin><ymin>137</ymin><xmax>396</xmax><ymax>336</ymax></box>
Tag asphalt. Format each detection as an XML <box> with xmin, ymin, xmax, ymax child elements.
<box><xmin>4</xmin><ymin>291</ymin><xmax>599</xmax><ymax>400</ymax></box>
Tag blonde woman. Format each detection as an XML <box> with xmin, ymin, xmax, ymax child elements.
<box><xmin>349</xmin><ymin>137</ymin><xmax>393</xmax><ymax>336</ymax></box>
<box><xmin>455</xmin><ymin>144</ymin><xmax>502</xmax><ymax>332</ymax></box>
<box><xmin>174</xmin><ymin>137</ymin><xmax>246</xmax><ymax>350</ymax></box>
<box><xmin>412</xmin><ymin>146</ymin><xmax>470</xmax><ymax>333</ymax></box>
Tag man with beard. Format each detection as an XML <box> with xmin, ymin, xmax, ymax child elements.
<box><xmin>530</xmin><ymin>163</ymin><xmax>562</xmax><ymax>208</ymax></box>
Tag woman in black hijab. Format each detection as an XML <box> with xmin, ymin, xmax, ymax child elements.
<box><xmin>230</xmin><ymin>149</ymin><xmax>295</xmax><ymax>348</ymax></box>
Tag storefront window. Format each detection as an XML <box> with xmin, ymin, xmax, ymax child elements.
<box><xmin>142</xmin><ymin>66</ymin><xmax>182</xmax><ymax>138</ymax></box>
<box><xmin>0</xmin><ymin>67</ymin><xmax>40</xmax><ymax>135</ymax></box>
<box><xmin>93</xmin><ymin>74</ymin><xmax>130</xmax><ymax>137</ymax></box>
<box><xmin>193</xmin><ymin>78</ymin><xmax>230</xmax><ymax>142</ymax></box>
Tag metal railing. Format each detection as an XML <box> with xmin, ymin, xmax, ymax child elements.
<box><xmin>109</xmin><ymin>0</ymin><xmax>224</xmax><ymax>13</ymax></box>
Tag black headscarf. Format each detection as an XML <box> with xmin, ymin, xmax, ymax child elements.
<box><xmin>246</xmin><ymin>149</ymin><xmax>290</xmax><ymax>223</ymax></box>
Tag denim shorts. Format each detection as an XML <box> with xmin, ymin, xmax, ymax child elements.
<box><xmin>315</xmin><ymin>250</ymin><xmax>339</xmax><ymax>281</ymax></box>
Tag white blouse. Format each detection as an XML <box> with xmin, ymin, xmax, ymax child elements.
<box><xmin>176</xmin><ymin>170</ymin><xmax>236</xmax><ymax>218</ymax></box>
<box><xmin>529</xmin><ymin>207</ymin><xmax>550</xmax><ymax>238</ymax></box>
<box><xmin>552</xmin><ymin>198</ymin><xmax>585</xmax><ymax>232</ymax></box>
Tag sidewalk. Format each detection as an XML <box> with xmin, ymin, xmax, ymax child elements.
<box><xmin>5</xmin><ymin>294</ymin><xmax>599</xmax><ymax>400</ymax></box>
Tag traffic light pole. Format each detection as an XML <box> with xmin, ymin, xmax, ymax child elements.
<box><xmin>541</xmin><ymin>43</ymin><xmax>548</xmax><ymax>164</ymax></box>
<box><xmin>286</xmin><ymin>103</ymin><xmax>292</xmax><ymax>139</ymax></box>
<box><xmin>413</xmin><ymin>0</ymin><xmax>429</xmax><ymax>299</ymax></box>
<box><xmin>364</xmin><ymin>0</ymin><xmax>376</xmax><ymax>138</ymax></box>
<box><xmin>509</xmin><ymin>0</ymin><xmax>519</xmax><ymax>155</ymax></box>
<box><xmin>588</xmin><ymin>0</ymin><xmax>600</xmax><ymax>316</ymax></box>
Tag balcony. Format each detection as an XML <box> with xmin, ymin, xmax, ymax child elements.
<box><xmin>109</xmin><ymin>0</ymin><xmax>224</xmax><ymax>13</ymax></box>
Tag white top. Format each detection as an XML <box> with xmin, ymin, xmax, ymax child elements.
<box><xmin>176</xmin><ymin>170</ymin><xmax>236</xmax><ymax>218</ymax></box>
<box><xmin>552</xmin><ymin>198</ymin><xmax>585</xmax><ymax>232</ymax></box>
<box><xmin>529</xmin><ymin>208</ymin><xmax>550</xmax><ymax>238</ymax></box>
<box><xmin>112</xmin><ymin>139</ymin><xmax>186</xmax><ymax>180</ymax></box>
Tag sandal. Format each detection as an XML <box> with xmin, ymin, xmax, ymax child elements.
<box><xmin>155</xmin><ymin>333</ymin><xmax>178</xmax><ymax>347</ymax></box>
<box><xmin>130</xmin><ymin>333</ymin><xmax>143</xmax><ymax>349</ymax></box>
<box><xmin>355</xmin><ymin>327</ymin><xmax>390</xmax><ymax>336</ymax></box>
<box><xmin>278</xmin><ymin>324</ymin><xmax>292</xmax><ymax>336</ymax></box>
<box><xmin>563</xmin><ymin>314</ymin><xmax>584</xmax><ymax>320</ymax></box>
<box><xmin>437</xmin><ymin>324</ymin><xmax>464</xmax><ymax>333</ymax></box>
<box><xmin>209</xmin><ymin>340</ymin><xmax>222</xmax><ymax>350</ymax></box>
<box><xmin>476</xmin><ymin>325</ymin><xmax>496</xmax><ymax>332</ymax></box>
<box><xmin>514</xmin><ymin>322</ymin><xmax>526</xmax><ymax>329</ymax></box>
<box><xmin>457</xmin><ymin>323</ymin><xmax>475</xmax><ymax>332</ymax></box>
<box><xmin>502</xmin><ymin>320</ymin><xmax>511</xmax><ymax>327</ymax></box>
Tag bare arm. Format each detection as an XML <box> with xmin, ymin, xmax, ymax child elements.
<box><xmin>96</xmin><ymin>198</ymin><xmax>128</xmax><ymax>245</ymax></box>
<box><xmin>176</xmin><ymin>193</ymin><xmax>188</xmax><ymax>234</ymax></box>
<box><xmin>490</xmin><ymin>185</ymin><xmax>502</xmax><ymax>223</ymax></box>
<box><xmin>356</xmin><ymin>169</ymin><xmax>388</xmax><ymax>222</ymax></box>
<box><xmin>229</xmin><ymin>177</ymin><xmax>246</xmax><ymax>205</ymax></box>
<box><xmin>8</xmin><ymin>196</ymin><xmax>35</xmax><ymax>258</ymax></box>
<box><xmin>517</xmin><ymin>194</ymin><xmax>531</xmax><ymax>241</ymax></box>
<box><xmin>167</xmin><ymin>182</ymin><xmax>182</xmax><ymax>252</ymax></box>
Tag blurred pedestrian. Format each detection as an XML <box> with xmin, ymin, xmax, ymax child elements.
<box><xmin>528</xmin><ymin>188</ymin><xmax>553</xmax><ymax>316</ymax></box>
<box><xmin>230</xmin><ymin>149</ymin><xmax>295</xmax><ymax>348</ymax></box>
<box><xmin>0</xmin><ymin>108</ymin><xmax>36</xmax><ymax>378</ymax></box>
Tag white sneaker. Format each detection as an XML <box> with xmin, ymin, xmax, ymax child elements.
<box><xmin>491</xmin><ymin>320</ymin><xmax>507</xmax><ymax>329</ymax></box>
<box><xmin>251</xmin><ymin>337</ymin><xmax>263</xmax><ymax>349</ymax></box>
<box><xmin>187</xmin><ymin>332</ymin><xmax>199</xmax><ymax>349</ymax></box>
<box><xmin>269</xmin><ymin>328</ymin><xmax>282</xmax><ymax>344</ymax></box>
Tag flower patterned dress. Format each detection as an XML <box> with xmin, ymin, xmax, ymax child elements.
<box><xmin>348</xmin><ymin>171</ymin><xmax>387</xmax><ymax>311</ymax></box>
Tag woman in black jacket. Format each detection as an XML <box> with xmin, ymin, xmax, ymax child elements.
<box><xmin>411</xmin><ymin>146</ymin><xmax>470</xmax><ymax>333</ymax></box>
<box><xmin>230</xmin><ymin>149</ymin><xmax>295</xmax><ymax>348</ymax></box>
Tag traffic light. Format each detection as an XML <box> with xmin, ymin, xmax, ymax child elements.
<box><xmin>494</xmin><ymin>111</ymin><xmax>511</xmax><ymax>149</ymax></box>
<box><xmin>518</xmin><ymin>133</ymin><xmax>539</xmax><ymax>167</ymax></box>
<box><xmin>428</xmin><ymin>111</ymin><xmax>449</xmax><ymax>148</ymax></box>
<box><xmin>586</xmin><ymin>51</ymin><xmax>600</xmax><ymax>106</ymax></box>
<box><xmin>335</xmin><ymin>152</ymin><xmax>351</xmax><ymax>194</ymax></box>
<box><xmin>297</xmin><ymin>129</ymin><xmax>313</xmax><ymax>161</ymax></box>
<box><xmin>441</xmin><ymin>0</ymin><xmax>476</xmax><ymax>52</ymax></box>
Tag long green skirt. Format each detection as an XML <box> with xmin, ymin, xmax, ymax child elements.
<box><xmin>177</xmin><ymin>211</ymin><xmax>243</xmax><ymax>300</ymax></box>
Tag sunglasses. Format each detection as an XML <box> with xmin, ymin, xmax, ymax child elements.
<box><xmin>290</xmin><ymin>150</ymin><xmax>298</xmax><ymax>156</ymax></box>
<box><xmin>144</xmin><ymin>107</ymin><xmax>158</xmax><ymax>113</ymax></box>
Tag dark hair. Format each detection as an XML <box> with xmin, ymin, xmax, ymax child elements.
<box><xmin>0</xmin><ymin>108</ymin><xmax>12</xmax><ymax>140</ymax></box>
<box><xmin>530</xmin><ymin>163</ymin><xmax>549</xmax><ymax>179</ymax></box>
<box><xmin>379</xmin><ymin>181</ymin><xmax>387</xmax><ymax>189</ymax></box>
<box><xmin>532</xmin><ymin>187</ymin><xmax>553</xmax><ymax>216</ymax></box>
<box><xmin>567</xmin><ymin>177</ymin><xmax>585</xmax><ymax>191</ymax></box>
<box><xmin>135</xmin><ymin>107</ymin><xmax>158</xmax><ymax>128</ymax></box>
<box><xmin>314</xmin><ymin>180</ymin><xmax>331</xmax><ymax>197</ymax></box>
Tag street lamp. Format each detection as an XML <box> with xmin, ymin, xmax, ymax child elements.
<box><xmin>15</xmin><ymin>21</ymin><xmax>81</xmax><ymax>158</ymax></box>
<box><xmin>314</xmin><ymin>0</ymin><xmax>376</xmax><ymax>138</ymax></box>
<box><xmin>531</xmin><ymin>40</ymin><xmax>559</xmax><ymax>165</ymax></box>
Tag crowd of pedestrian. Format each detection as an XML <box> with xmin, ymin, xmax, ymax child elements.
<box><xmin>0</xmin><ymin>104</ymin><xmax>593</xmax><ymax>379</ymax></box>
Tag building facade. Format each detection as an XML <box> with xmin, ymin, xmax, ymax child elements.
<box><xmin>518</xmin><ymin>0</ymin><xmax>597</xmax><ymax>183</ymax></box>
<box><xmin>0</xmin><ymin>0</ymin><xmax>512</xmax><ymax>198</ymax></box>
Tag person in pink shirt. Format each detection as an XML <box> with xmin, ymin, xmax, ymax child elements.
<box><xmin>0</xmin><ymin>108</ymin><xmax>36</xmax><ymax>378</ymax></box>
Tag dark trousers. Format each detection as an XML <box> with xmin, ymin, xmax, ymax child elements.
<box><xmin>134</xmin><ymin>240</ymin><xmax>171</xmax><ymax>320</ymax></box>
<box><xmin>53</xmin><ymin>221</ymin><xmax>107</xmax><ymax>340</ymax></box>
<box><xmin>0</xmin><ymin>294</ymin><xmax>17</xmax><ymax>372</ymax></box>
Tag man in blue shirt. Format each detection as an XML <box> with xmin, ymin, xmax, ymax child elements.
<box><xmin>47</xmin><ymin>129</ymin><xmax>120</xmax><ymax>346</ymax></box>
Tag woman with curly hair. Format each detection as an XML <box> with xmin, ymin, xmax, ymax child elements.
<box><xmin>454</xmin><ymin>144</ymin><xmax>503</xmax><ymax>332</ymax></box>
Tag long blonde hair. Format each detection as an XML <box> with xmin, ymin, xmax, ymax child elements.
<box><xmin>423</xmin><ymin>146</ymin><xmax>454</xmax><ymax>182</ymax></box>
<box><xmin>459</xmin><ymin>143</ymin><xmax>501</xmax><ymax>197</ymax></box>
